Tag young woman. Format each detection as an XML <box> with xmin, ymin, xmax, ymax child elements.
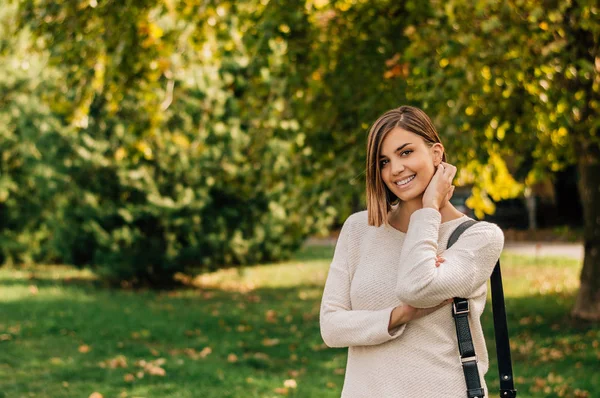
<box><xmin>319</xmin><ymin>105</ymin><xmax>504</xmax><ymax>397</ymax></box>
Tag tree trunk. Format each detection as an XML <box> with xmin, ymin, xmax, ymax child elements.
<box><xmin>571</xmin><ymin>154</ymin><xmax>600</xmax><ymax>321</ymax></box>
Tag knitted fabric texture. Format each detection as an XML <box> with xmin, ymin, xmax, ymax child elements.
<box><xmin>319</xmin><ymin>207</ymin><xmax>504</xmax><ymax>397</ymax></box>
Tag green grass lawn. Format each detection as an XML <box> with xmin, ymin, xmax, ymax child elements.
<box><xmin>0</xmin><ymin>245</ymin><xmax>598</xmax><ymax>398</ymax></box>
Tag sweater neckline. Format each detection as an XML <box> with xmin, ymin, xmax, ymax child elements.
<box><xmin>385</xmin><ymin>214</ymin><xmax>469</xmax><ymax>236</ymax></box>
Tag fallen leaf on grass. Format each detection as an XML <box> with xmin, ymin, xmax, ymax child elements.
<box><xmin>287</xmin><ymin>370</ymin><xmax>300</xmax><ymax>378</ymax></box>
<box><xmin>78</xmin><ymin>345</ymin><xmax>91</xmax><ymax>353</ymax></box>
<box><xmin>262</xmin><ymin>338</ymin><xmax>280</xmax><ymax>347</ymax></box>
<box><xmin>135</xmin><ymin>358</ymin><xmax>166</xmax><ymax>377</ymax></box>
<box><xmin>147</xmin><ymin>365</ymin><xmax>166</xmax><ymax>376</ymax></box>
<box><xmin>89</xmin><ymin>393</ymin><xmax>103</xmax><ymax>398</ymax></box>
<box><xmin>274</xmin><ymin>387</ymin><xmax>289</xmax><ymax>395</ymax></box>
<box><xmin>29</xmin><ymin>285</ymin><xmax>39</xmax><ymax>295</ymax></box>
<box><xmin>124</xmin><ymin>374</ymin><xmax>135</xmax><ymax>382</ymax></box>
<box><xmin>265</xmin><ymin>309</ymin><xmax>277</xmax><ymax>323</ymax></box>
<box><xmin>200</xmin><ymin>346</ymin><xmax>212</xmax><ymax>358</ymax></box>
<box><xmin>98</xmin><ymin>355</ymin><xmax>127</xmax><ymax>368</ymax></box>
<box><xmin>252</xmin><ymin>352</ymin><xmax>270</xmax><ymax>360</ymax></box>
<box><xmin>8</xmin><ymin>325</ymin><xmax>21</xmax><ymax>334</ymax></box>
<box><xmin>574</xmin><ymin>389</ymin><xmax>590</xmax><ymax>397</ymax></box>
<box><xmin>227</xmin><ymin>353</ymin><xmax>238</xmax><ymax>363</ymax></box>
<box><xmin>284</xmin><ymin>379</ymin><xmax>297</xmax><ymax>389</ymax></box>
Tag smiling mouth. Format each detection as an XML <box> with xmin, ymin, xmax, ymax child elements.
<box><xmin>395</xmin><ymin>174</ymin><xmax>416</xmax><ymax>187</ymax></box>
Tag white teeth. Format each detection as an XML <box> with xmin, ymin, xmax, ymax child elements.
<box><xmin>396</xmin><ymin>175</ymin><xmax>416</xmax><ymax>186</ymax></box>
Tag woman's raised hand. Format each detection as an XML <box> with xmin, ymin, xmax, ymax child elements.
<box><xmin>422</xmin><ymin>161</ymin><xmax>457</xmax><ymax>211</ymax></box>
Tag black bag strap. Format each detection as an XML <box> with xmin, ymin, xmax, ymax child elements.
<box><xmin>447</xmin><ymin>220</ymin><xmax>517</xmax><ymax>398</ymax></box>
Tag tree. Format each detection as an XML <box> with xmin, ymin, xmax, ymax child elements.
<box><xmin>403</xmin><ymin>0</ymin><xmax>600</xmax><ymax>320</ymax></box>
<box><xmin>13</xmin><ymin>0</ymin><xmax>335</xmax><ymax>284</ymax></box>
<box><xmin>0</xmin><ymin>3</ymin><xmax>68</xmax><ymax>265</ymax></box>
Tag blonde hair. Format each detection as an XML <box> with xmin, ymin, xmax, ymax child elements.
<box><xmin>366</xmin><ymin>105</ymin><xmax>446</xmax><ymax>226</ymax></box>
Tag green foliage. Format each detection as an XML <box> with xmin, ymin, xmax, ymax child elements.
<box><xmin>4</xmin><ymin>0</ymin><xmax>599</xmax><ymax>285</ymax></box>
<box><xmin>0</xmin><ymin>4</ymin><xmax>67</xmax><ymax>265</ymax></box>
<box><xmin>9</xmin><ymin>0</ymin><xmax>335</xmax><ymax>284</ymax></box>
<box><xmin>288</xmin><ymin>0</ymin><xmax>433</xmax><ymax>220</ymax></box>
<box><xmin>403</xmin><ymin>0</ymin><xmax>600</xmax><ymax>217</ymax></box>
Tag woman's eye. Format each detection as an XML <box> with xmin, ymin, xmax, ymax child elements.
<box><xmin>380</xmin><ymin>159</ymin><xmax>389</xmax><ymax>167</ymax></box>
<box><xmin>401</xmin><ymin>150</ymin><xmax>412</xmax><ymax>156</ymax></box>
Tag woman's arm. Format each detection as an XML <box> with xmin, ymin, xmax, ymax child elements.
<box><xmin>394</xmin><ymin>207</ymin><xmax>504</xmax><ymax>308</ymax></box>
<box><xmin>319</xmin><ymin>215</ymin><xmax>408</xmax><ymax>348</ymax></box>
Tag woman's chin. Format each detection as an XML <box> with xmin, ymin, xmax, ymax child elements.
<box><xmin>395</xmin><ymin>188</ymin><xmax>424</xmax><ymax>202</ymax></box>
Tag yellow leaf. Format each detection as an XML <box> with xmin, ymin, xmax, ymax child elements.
<box><xmin>89</xmin><ymin>393</ymin><xmax>103</xmax><ymax>398</ymax></box>
<box><xmin>114</xmin><ymin>147</ymin><xmax>127</xmax><ymax>162</ymax></box>
<box><xmin>313</xmin><ymin>0</ymin><xmax>329</xmax><ymax>10</ymax></box>
<box><xmin>78</xmin><ymin>345</ymin><xmax>91</xmax><ymax>353</ymax></box>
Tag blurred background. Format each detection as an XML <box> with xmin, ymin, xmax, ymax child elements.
<box><xmin>0</xmin><ymin>0</ymin><xmax>599</xmax><ymax>397</ymax></box>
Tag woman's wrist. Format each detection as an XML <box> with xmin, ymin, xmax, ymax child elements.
<box><xmin>388</xmin><ymin>305</ymin><xmax>408</xmax><ymax>331</ymax></box>
<box><xmin>422</xmin><ymin>202</ymin><xmax>440</xmax><ymax>211</ymax></box>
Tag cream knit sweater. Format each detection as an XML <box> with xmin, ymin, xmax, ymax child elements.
<box><xmin>319</xmin><ymin>207</ymin><xmax>504</xmax><ymax>397</ymax></box>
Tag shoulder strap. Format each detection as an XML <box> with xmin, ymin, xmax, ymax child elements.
<box><xmin>447</xmin><ymin>220</ymin><xmax>517</xmax><ymax>398</ymax></box>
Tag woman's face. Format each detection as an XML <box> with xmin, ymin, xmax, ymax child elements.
<box><xmin>378</xmin><ymin>127</ymin><xmax>443</xmax><ymax>203</ymax></box>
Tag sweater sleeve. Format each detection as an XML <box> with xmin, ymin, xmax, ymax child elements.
<box><xmin>320</xmin><ymin>216</ymin><xmax>407</xmax><ymax>348</ymax></box>
<box><xmin>394</xmin><ymin>208</ymin><xmax>504</xmax><ymax>308</ymax></box>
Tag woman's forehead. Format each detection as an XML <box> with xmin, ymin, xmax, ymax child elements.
<box><xmin>380</xmin><ymin>128</ymin><xmax>423</xmax><ymax>153</ymax></box>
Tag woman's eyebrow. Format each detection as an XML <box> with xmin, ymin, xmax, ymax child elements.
<box><xmin>379</xmin><ymin>143</ymin><xmax>412</xmax><ymax>159</ymax></box>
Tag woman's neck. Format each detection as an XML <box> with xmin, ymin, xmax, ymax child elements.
<box><xmin>388</xmin><ymin>198</ymin><xmax>464</xmax><ymax>233</ymax></box>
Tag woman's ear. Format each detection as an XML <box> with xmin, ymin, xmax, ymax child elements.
<box><xmin>431</xmin><ymin>143</ymin><xmax>444</xmax><ymax>166</ymax></box>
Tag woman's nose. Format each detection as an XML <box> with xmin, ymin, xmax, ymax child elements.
<box><xmin>391</xmin><ymin>160</ymin><xmax>405</xmax><ymax>175</ymax></box>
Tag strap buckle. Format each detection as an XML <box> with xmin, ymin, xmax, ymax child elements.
<box><xmin>460</xmin><ymin>355</ymin><xmax>478</xmax><ymax>364</ymax></box>
<box><xmin>500</xmin><ymin>389</ymin><xmax>518</xmax><ymax>397</ymax></box>
<box><xmin>453</xmin><ymin>300</ymin><xmax>469</xmax><ymax>315</ymax></box>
